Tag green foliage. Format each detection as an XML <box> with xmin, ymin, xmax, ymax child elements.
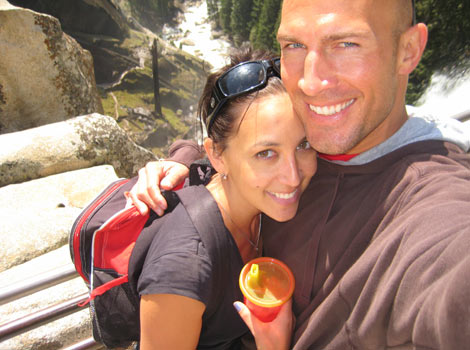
<box><xmin>251</xmin><ymin>0</ymin><xmax>282</xmax><ymax>50</ymax></box>
<box><xmin>207</xmin><ymin>0</ymin><xmax>220</xmax><ymax>27</ymax></box>
<box><xmin>231</xmin><ymin>0</ymin><xmax>253</xmax><ymax>45</ymax></box>
<box><xmin>219</xmin><ymin>0</ymin><xmax>233</xmax><ymax>32</ymax></box>
<box><xmin>408</xmin><ymin>0</ymin><xmax>470</xmax><ymax>104</ymax></box>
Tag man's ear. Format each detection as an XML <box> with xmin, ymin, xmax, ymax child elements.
<box><xmin>204</xmin><ymin>138</ymin><xmax>226</xmax><ymax>175</ymax></box>
<box><xmin>397</xmin><ymin>23</ymin><xmax>428</xmax><ymax>75</ymax></box>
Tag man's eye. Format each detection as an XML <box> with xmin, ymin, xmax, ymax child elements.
<box><xmin>287</xmin><ymin>42</ymin><xmax>305</xmax><ymax>49</ymax></box>
<box><xmin>339</xmin><ymin>42</ymin><xmax>358</xmax><ymax>48</ymax></box>
<box><xmin>297</xmin><ymin>140</ymin><xmax>312</xmax><ymax>150</ymax></box>
<box><xmin>257</xmin><ymin>150</ymin><xmax>275</xmax><ymax>159</ymax></box>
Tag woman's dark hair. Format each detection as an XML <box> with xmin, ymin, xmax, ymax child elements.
<box><xmin>198</xmin><ymin>46</ymin><xmax>286</xmax><ymax>152</ymax></box>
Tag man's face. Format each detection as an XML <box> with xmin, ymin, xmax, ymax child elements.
<box><xmin>278</xmin><ymin>0</ymin><xmax>409</xmax><ymax>155</ymax></box>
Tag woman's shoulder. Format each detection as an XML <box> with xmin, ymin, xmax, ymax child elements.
<box><xmin>150</xmin><ymin>202</ymin><xmax>206</xmax><ymax>256</ymax></box>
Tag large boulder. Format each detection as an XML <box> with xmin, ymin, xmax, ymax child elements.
<box><xmin>0</xmin><ymin>0</ymin><xmax>103</xmax><ymax>134</ymax></box>
<box><xmin>0</xmin><ymin>113</ymin><xmax>158</xmax><ymax>187</ymax></box>
<box><xmin>7</xmin><ymin>0</ymin><xmax>133</xmax><ymax>85</ymax></box>
<box><xmin>7</xmin><ymin>0</ymin><xmax>130</xmax><ymax>39</ymax></box>
<box><xmin>0</xmin><ymin>165</ymin><xmax>119</xmax><ymax>272</ymax></box>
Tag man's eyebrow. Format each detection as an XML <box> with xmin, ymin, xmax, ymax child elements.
<box><xmin>323</xmin><ymin>30</ymin><xmax>371</xmax><ymax>41</ymax></box>
<box><xmin>276</xmin><ymin>34</ymin><xmax>298</xmax><ymax>43</ymax></box>
<box><xmin>277</xmin><ymin>30</ymin><xmax>371</xmax><ymax>44</ymax></box>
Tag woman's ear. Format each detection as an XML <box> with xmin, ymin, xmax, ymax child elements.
<box><xmin>397</xmin><ymin>23</ymin><xmax>428</xmax><ymax>75</ymax></box>
<box><xmin>204</xmin><ymin>138</ymin><xmax>226</xmax><ymax>175</ymax></box>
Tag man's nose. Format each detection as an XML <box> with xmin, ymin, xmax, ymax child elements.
<box><xmin>298</xmin><ymin>51</ymin><xmax>335</xmax><ymax>96</ymax></box>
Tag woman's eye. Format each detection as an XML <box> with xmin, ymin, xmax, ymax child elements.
<box><xmin>297</xmin><ymin>139</ymin><xmax>312</xmax><ymax>150</ymax></box>
<box><xmin>256</xmin><ymin>150</ymin><xmax>275</xmax><ymax>159</ymax></box>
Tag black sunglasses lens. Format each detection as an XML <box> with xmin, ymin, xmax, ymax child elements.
<box><xmin>218</xmin><ymin>62</ymin><xmax>265</xmax><ymax>96</ymax></box>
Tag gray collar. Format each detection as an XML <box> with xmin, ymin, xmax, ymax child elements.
<box><xmin>331</xmin><ymin>111</ymin><xmax>470</xmax><ymax>165</ymax></box>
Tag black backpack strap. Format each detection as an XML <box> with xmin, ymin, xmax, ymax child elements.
<box><xmin>176</xmin><ymin>185</ymin><xmax>228</xmax><ymax>318</ymax></box>
<box><xmin>189</xmin><ymin>158</ymin><xmax>216</xmax><ymax>186</ymax></box>
<box><xmin>128</xmin><ymin>190</ymin><xmax>181</xmax><ymax>296</ymax></box>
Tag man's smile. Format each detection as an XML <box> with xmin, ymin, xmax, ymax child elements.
<box><xmin>308</xmin><ymin>98</ymin><xmax>355</xmax><ymax>116</ymax></box>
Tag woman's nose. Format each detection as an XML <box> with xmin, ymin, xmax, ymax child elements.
<box><xmin>279</xmin><ymin>156</ymin><xmax>301</xmax><ymax>187</ymax></box>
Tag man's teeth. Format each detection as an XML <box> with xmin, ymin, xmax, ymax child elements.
<box><xmin>309</xmin><ymin>99</ymin><xmax>354</xmax><ymax>116</ymax></box>
<box><xmin>270</xmin><ymin>189</ymin><xmax>297</xmax><ymax>199</ymax></box>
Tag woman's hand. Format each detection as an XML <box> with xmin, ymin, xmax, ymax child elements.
<box><xmin>234</xmin><ymin>299</ymin><xmax>294</xmax><ymax>350</ymax></box>
<box><xmin>127</xmin><ymin>160</ymin><xmax>189</xmax><ymax>216</ymax></box>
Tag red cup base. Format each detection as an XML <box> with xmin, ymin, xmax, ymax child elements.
<box><xmin>244</xmin><ymin>297</ymin><xmax>282</xmax><ymax>323</ymax></box>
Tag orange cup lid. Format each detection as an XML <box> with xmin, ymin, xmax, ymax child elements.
<box><xmin>239</xmin><ymin>257</ymin><xmax>295</xmax><ymax>307</ymax></box>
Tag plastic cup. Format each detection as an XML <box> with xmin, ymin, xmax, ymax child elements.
<box><xmin>239</xmin><ymin>257</ymin><xmax>295</xmax><ymax>322</ymax></box>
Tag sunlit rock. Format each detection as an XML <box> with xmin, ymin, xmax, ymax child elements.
<box><xmin>0</xmin><ymin>1</ymin><xmax>103</xmax><ymax>134</ymax></box>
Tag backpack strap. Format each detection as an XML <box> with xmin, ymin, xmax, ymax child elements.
<box><xmin>176</xmin><ymin>185</ymin><xmax>228</xmax><ymax>318</ymax></box>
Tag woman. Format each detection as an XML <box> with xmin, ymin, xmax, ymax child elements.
<box><xmin>136</xmin><ymin>48</ymin><xmax>317</xmax><ymax>349</ymax></box>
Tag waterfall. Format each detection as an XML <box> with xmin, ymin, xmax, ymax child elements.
<box><xmin>162</xmin><ymin>1</ymin><xmax>232</xmax><ymax>71</ymax></box>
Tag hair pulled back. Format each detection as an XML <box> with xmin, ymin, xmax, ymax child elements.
<box><xmin>198</xmin><ymin>46</ymin><xmax>285</xmax><ymax>151</ymax></box>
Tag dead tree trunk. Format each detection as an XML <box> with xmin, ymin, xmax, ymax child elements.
<box><xmin>151</xmin><ymin>38</ymin><xmax>163</xmax><ymax>119</ymax></box>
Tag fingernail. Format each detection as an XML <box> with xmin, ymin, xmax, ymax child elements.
<box><xmin>233</xmin><ymin>302</ymin><xmax>242</xmax><ymax>312</ymax></box>
<box><xmin>156</xmin><ymin>209</ymin><xmax>164</xmax><ymax>216</ymax></box>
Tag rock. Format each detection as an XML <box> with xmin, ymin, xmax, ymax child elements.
<box><xmin>0</xmin><ymin>245</ymin><xmax>97</xmax><ymax>350</ymax></box>
<box><xmin>141</xmin><ymin>123</ymin><xmax>175</xmax><ymax>149</ymax></box>
<box><xmin>0</xmin><ymin>165</ymin><xmax>119</xmax><ymax>272</ymax></box>
<box><xmin>180</xmin><ymin>38</ymin><xmax>196</xmax><ymax>47</ymax></box>
<box><xmin>7</xmin><ymin>0</ymin><xmax>135</xmax><ymax>85</ymax></box>
<box><xmin>0</xmin><ymin>113</ymin><xmax>158</xmax><ymax>187</ymax></box>
<box><xmin>6</xmin><ymin>0</ymin><xmax>130</xmax><ymax>39</ymax></box>
<box><xmin>0</xmin><ymin>1</ymin><xmax>103</xmax><ymax>134</ymax></box>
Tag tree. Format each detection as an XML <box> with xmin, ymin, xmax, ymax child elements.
<box><xmin>271</xmin><ymin>6</ymin><xmax>282</xmax><ymax>53</ymax></box>
<box><xmin>219</xmin><ymin>0</ymin><xmax>233</xmax><ymax>33</ymax></box>
<box><xmin>251</xmin><ymin>0</ymin><xmax>282</xmax><ymax>50</ymax></box>
<box><xmin>249</xmin><ymin>0</ymin><xmax>262</xmax><ymax>43</ymax></box>
<box><xmin>230</xmin><ymin>0</ymin><xmax>253</xmax><ymax>46</ymax></box>
<box><xmin>407</xmin><ymin>0</ymin><xmax>470</xmax><ymax>104</ymax></box>
<box><xmin>207</xmin><ymin>0</ymin><xmax>220</xmax><ymax>27</ymax></box>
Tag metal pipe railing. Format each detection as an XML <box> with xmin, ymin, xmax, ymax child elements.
<box><xmin>452</xmin><ymin>109</ymin><xmax>470</xmax><ymax>123</ymax></box>
<box><xmin>0</xmin><ymin>293</ymin><xmax>88</xmax><ymax>342</ymax></box>
<box><xmin>0</xmin><ymin>264</ymin><xmax>79</xmax><ymax>306</ymax></box>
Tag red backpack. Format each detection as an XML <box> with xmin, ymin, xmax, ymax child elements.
<box><xmin>69</xmin><ymin>162</ymin><xmax>223</xmax><ymax>348</ymax></box>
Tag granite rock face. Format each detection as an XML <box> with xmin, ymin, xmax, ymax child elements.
<box><xmin>0</xmin><ymin>113</ymin><xmax>158</xmax><ymax>187</ymax></box>
<box><xmin>0</xmin><ymin>1</ymin><xmax>103</xmax><ymax>134</ymax></box>
<box><xmin>0</xmin><ymin>165</ymin><xmax>119</xmax><ymax>272</ymax></box>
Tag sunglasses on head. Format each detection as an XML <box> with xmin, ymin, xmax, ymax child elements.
<box><xmin>206</xmin><ymin>57</ymin><xmax>281</xmax><ymax>133</ymax></box>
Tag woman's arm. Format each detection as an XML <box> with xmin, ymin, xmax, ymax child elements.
<box><xmin>140</xmin><ymin>293</ymin><xmax>206</xmax><ymax>350</ymax></box>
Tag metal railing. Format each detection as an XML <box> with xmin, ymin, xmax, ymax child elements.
<box><xmin>0</xmin><ymin>264</ymin><xmax>102</xmax><ymax>349</ymax></box>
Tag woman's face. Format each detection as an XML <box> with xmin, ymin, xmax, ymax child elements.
<box><xmin>220</xmin><ymin>92</ymin><xmax>317</xmax><ymax>222</ymax></box>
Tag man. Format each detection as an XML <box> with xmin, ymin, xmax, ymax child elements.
<box><xmin>130</xmin><ymin>0</ymin><xmax>470</xmax><ymax>348</ymax></box>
